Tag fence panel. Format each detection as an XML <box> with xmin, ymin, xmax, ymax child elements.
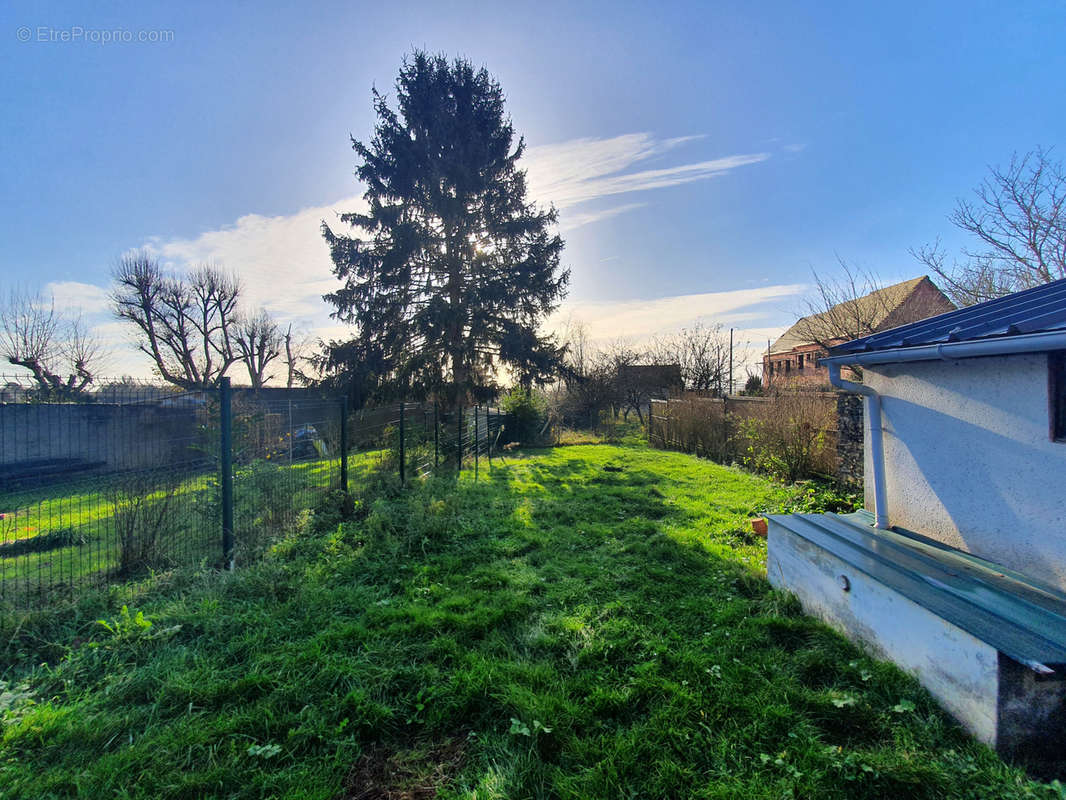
<box><xmin>0</xmin><ymin>377</ymin><xmax>218</xmax><ymax>607</ymax></box>
<box><xmin>0</xmin><ymin>374</ymin><xmax>506</xmax><ymax>609</ymax></box>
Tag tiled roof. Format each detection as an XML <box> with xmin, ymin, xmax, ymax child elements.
<box><xmin>771</xmin><ymin>276</ymin><xmax>929</xmax><ymax>354</ymax></box>
<box><xmin>830</xmin><ymin>277</ymin><xmax>1066</xmax><ymax>355</ymax></box>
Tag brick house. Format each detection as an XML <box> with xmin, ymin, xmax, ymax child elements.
<box><xmin>763</xmin><ymin>276</ymin><xmax>955</xmax><ymax>388</ymax></box>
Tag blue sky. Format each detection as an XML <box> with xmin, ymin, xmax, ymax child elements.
<box><xmin>3</xmin><ymin>0</ymin><xmax>1065</xmax><ymax>374</ymax></box>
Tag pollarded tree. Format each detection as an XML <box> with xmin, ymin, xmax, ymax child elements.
<box><xmin>321</xmin><ymin>52</ymin><xmax>569</xmax><ymax>405</ymax></box>
<box><xmin>234</xmin><ymin>309</ymin><xmax>283</xmax><ymax>390</ymax></box>
<box><xmin>0</xmin><ymin>288</ymin><xmax>103</xmax><ymax>395</ymax></box>
<box><xmin>112</xmin><ymin>251</ymin><xmax>242</xmax><ymax>390</ymax></box>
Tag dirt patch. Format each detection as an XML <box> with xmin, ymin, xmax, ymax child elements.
<box><xmin>339</xmin><ymin>736</ymin><xmax>467</xmax><ymax>800</ymax></box>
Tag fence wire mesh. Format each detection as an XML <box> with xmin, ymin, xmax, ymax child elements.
<box><xmin>0</xmin><ymin>375</ymin><xmax>505</xmax><ymax>609</ymax></box>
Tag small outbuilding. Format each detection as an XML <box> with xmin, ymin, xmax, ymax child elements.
<box><xmin>767</xmin><ymin>277</ymin><xmax>1066</xmax><ymax>762</ymax></box>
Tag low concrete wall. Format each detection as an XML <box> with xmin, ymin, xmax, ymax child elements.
<box><xmin>768</xmin><ymin>519</ymin><xmax>1066</xmax><ymax>756</ymax></box>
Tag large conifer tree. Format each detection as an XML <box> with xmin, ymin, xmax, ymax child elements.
<box><xmin>322</xmin><ymin>52</ymin><xmax>568</xmax><ymax>404</ymax></box>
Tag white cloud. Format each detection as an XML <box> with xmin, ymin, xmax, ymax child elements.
<box><xmin>152</xmin><ymin>195</ymin><xmax>366</xmax><ymax>327</ymax></box>
<box><xmin>46</xmin><ymin>281</ymin><xmax>111</xmax><ymax>315</ymax></box>
<box><xmin>557</xmin><ymin>202</ymin><xmax>647</xmax><ymax>232</ymax></box>
<box><xmin>553</xmin><ymin>284</ymin><xmax>805</xmax><ymax>342</ymax></box>
<box><xmin>524</xmin><ymin>133</ymin><xmax>769</xmax><ymax>219</ymax></box>
<box><xmin>58</xmin><ymin>131</ymin><xmax>779</xmax><ymax>379</ymax></box>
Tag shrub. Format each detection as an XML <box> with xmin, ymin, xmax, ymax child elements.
<box><xmin>501</xmin><ymin>387</ymin><xmax>547</xmax><ymax>445</ymax></box>
<box><xmin>233</xmin><ymin>459</ymin><xmax>300</xmax><ymax>557</ymax></box>
<box><xmin>738</xmin><ymin>393</ymin><xmax>836</xmax><ymax>482</ymax></box>
<box><xmin>108</xmin><ymin>470</ymin><xmax>183</xmax><ymax>575</ymax></box>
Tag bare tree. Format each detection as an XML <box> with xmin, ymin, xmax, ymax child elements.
<box><xmin>648</xmin><ymin>321</ymin><xmax>731</xmax><ymax>395</ymax></box>
<box><xmin>794</xmin><ymin>260</ymin><xmax>895</xmax><ymax>353</ymax></box>
<box><xmin>0</xmin><ymin>288</ymin><xmax>103</xmax><ymax>394</ymax></box>
<box><xmin>555</xmin><ymin>315</ymin><xmax>593</xmax><ymax>382</ymax></box>
<box><xmin>913</xmin><ymin>148</ymin><xmax>1066</xmax><ymax>306</ymax></box>
<box><xmin>282</xmin><ymin>323</ymin><xmax>314</xmax><ymax>388</ymax></box>
<box><xmin>112</xmin><ymin>252</ymin><xmax>242</xmax><ymax>389</ymax></box>
<box><xmin>234</xmin><ymin>309</ymin><xmax>283</xmax><ymax>390</ymax></box>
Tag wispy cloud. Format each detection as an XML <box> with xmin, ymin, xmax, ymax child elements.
<box><xmin>524</xmin><ymin>133</ymin><xmax>770</xmax><ymax>227</ymax></box>
<box><xmin>553</xmin><ymin>284</ymin><xmax>805</xmax><ymax>342</ymax></box>
<box><xmin>557</xmin><ymin>202</ymin><xmax>646</xmax><ymax>232</ymax></box>
<box><xmin>69</xmin><ymin>131</ymin><xmax>781</xmax><ymax>376</ymax></box>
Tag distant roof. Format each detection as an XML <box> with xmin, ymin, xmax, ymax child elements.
<box><xmin>618</xmin><ymin>363</ymin><xmax>682</xmax><ymax>384</ymax></box>
<box><xmin>771</xmin><ymin>276</ymin><xmax>934</xmax><ymax>354</ymax></box>
<box><xmin>830</xmin><ymin>277</ymin><xmax>1066</xmax><ymax>356</ymax></box>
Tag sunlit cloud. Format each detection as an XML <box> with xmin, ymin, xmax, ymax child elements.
<box><xmin>524</xmin><ymin>133</ymin><xmax>770</xmax><ymax>224</ymax></box>
<box><xmin>557</xmin><ymin>202</ymin><xmax>646</xmax><ymax>232</ymax></box>
<box><xmin>62</xmin><ymin>131</ymin><xmax>783</xmax><ymax>377</ymax></box>
<box><xmin>551</xmin><ymin>283</ymin><xmax>805</xmax><ymax>342</ymax></box>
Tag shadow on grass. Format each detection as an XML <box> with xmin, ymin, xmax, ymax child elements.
<box><xmin>0</xmin><ymin>445</ymin><xmax>1051</xmax><ymax>799</ymax></box>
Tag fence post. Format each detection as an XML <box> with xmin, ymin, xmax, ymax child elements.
<box><xmin>433</xmin><ymin>402</ymin><xmax>439</xmax><ymax>469</ymax></box>
<box><xmin>487</xmin><ymin>405</ymin><xmax>492</xmax><ymax>468</ymax></box>
<box><xmin>474</xmin><ymin>403</ymin><xmax>480</xmax><ymax>481</ymax></box>
<box><xmin>398</xmin><ymin>399</ymin><xmax>406</xmax><ymax>485</ymax></box>
<box><xmin>339</xmin><ymin>393</ymin><xmax>349</xmax><ymax>492</ymax></box>
<box><xmin>220</xmin><ymin>377</ymin><xmax>234</xmax><ymax>569</ymax></box>
<box><xmin>457</xmin><ymin>405</ymin><xmax>463</xmax><ymax>469</ymax></box>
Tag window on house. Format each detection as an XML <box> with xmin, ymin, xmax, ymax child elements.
<box><xmin>785</xmin><ymin>359</ymin><xmax>791</xmax><ymax>373</ymax></box>
<box><xmin>1052</xmin><ymin>352</ymin><xmax>1066</xmax><ymax>442</ymax></box>
<box><xmin>798</xmin><ymin>354</ymin><xmax>805</xmax><ymax>369</ymax></box>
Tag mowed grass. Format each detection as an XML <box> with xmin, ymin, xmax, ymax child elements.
<box><xmin>0</xmin><ymin>445</ymin><xmax>1055</xmax><ymax>798</ymax></box>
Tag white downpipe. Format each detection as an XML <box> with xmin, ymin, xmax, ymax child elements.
<box><xmin>828</xmin><ymin>363</ymin><xmax>889</xmax><ymax>529</ymax></box>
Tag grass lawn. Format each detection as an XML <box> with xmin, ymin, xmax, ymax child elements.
<box><xmin>0</xmin><ymin>450</ymin><xmax>389</xmax><ymax>605</ymax></box>
<box><xmin>0</xmin><ymin>444</ymin><xmax>1056</xmax><ymax>798</ymax></box>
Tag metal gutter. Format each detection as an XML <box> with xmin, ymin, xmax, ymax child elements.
<box><xmin>822</xmin><ymin>329</ymin><xmax>1066</xmax><ymax>367</ymax></box>
<box><xmin>827</xmin><ymin>363</ymin><xmax>889</xmax><ymax>529</ymax></box>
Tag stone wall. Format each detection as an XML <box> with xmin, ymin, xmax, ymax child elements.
<box><xmin>835</xmin><ymin>392</ymin><xmax>864</xmax><ymax>487</ymax></box>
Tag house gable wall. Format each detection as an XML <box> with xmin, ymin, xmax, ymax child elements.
<box><xmin>864</xmin><ymin>353</ymin><xmax>1066</xmax><ymax>590</ymax></box>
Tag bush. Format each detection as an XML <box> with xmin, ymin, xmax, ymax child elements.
<box><xmin>501</xmin><ymin>387</ymin><xmax>547</xmax><ymax>445</ymax></box>
<box><xmin>738</xmin><ymin>393</ymin><xmax>836</xmax><ymax>483</ymax></box>
<box><xmin>109</xmin><ymin>470</ymin><xmax>183</xmax><ymax>575</ymax></box>
<box><xmin>651</xmin><ymin>392</ymin><xmax>837</xmax><ymax>483</ymax></box>
<box><xmin>233</xmin><ymin>459</ymin><xmax>301</xmax><ymax>558</ymax></box>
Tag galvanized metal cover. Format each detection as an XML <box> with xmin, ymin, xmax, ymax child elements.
<box><xmin>767</xmin><ymin>511</ymin><xmax>1066</xmax><ymax>673</ymax></box>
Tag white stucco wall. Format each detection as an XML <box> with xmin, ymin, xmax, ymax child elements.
<box><xmin>863</xmin><ymin>353</ymin><xmax>1066</xmax><ymax>591</ymax></box>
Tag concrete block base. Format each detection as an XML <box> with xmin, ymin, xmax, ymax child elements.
<box><xmin>767</xmin><ymin>519</ymin><xmax>1066</xmax><ymax>758</ymax></box>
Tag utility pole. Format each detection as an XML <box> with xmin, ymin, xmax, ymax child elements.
<box><xmin>766</xmin><ymin>339</ymin><xmax>772</xmax><ymax>391</ymax></box>
<box><xmin>728</xmin><ymin>327</ymin><xmax>734</xmax><ymax>397</ymax></box>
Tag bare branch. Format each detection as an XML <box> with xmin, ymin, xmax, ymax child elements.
<box><xmin>0</xmin><ymin>288</ymin><xmax>103</xmax><ymax>394</ymax></box>
<box><xmin>914</xmin><ymin>148</ymin><xmax>1066</xmax><ymax>306</ymax></box>
<box><xmin>234</xmin><ymin>308</ymin><xmax>283</xmax><ymax>389</ymax></box>
<box><xmin>111</xmin><ymin>252</ymin><xmax>244</xmax><ymax>389</ymax></box>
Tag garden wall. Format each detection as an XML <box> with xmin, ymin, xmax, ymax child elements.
<box><xmin>0</xmin><ymin>403</ymin><xmax>202</xmax><ymax>473</ymax></box>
